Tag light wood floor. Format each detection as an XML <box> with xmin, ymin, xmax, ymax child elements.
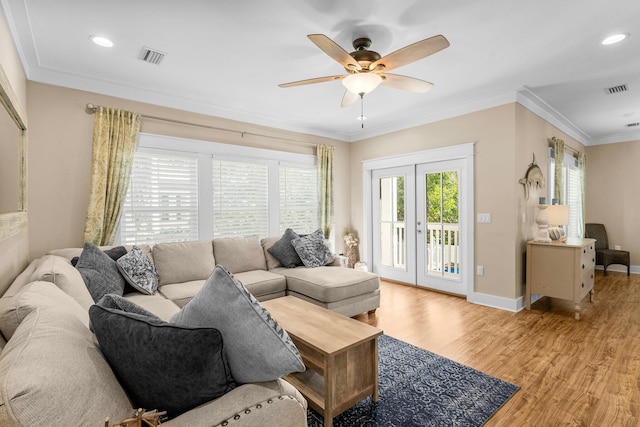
<box><xmin>353</xmin><ymin>271</ymin><xmax>640</xmax><ymax>426</ymax></box>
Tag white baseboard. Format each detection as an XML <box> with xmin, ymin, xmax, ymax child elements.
<box><xmin>595</xmin><ymin>265</ymin><xmax>639</xmax><ymax>275</ymax></box>
<box><xmin>467</xmin><ymin>292</ymin><xmax>523</xmax><ymax>312</ymax></box>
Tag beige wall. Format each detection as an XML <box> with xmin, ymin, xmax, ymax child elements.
<box><xmin>586</xmin><ymin>139</ymin><xmax>640</xmax><ymax>265</ymax></box>
<box><xmin>351</xmin><ymin>104</ymin><xmax>519</xmax><ymax>299</ymax></box>
<box><xmin>514</xmin><ymin>104</ymin><xmax>584</xmax><ymax>295</ymax></box>
<box><xmin>350</xmin><ymin>104</ymin><xmax>586</xmax><ymax>301</ymax></box>
<box><xmin>26</xmin><ymin>82</ymin><xmax>350</xmax><ymax>259</ymax></box>
<box><xmin>0</xmin><ymin>7</ymin><xmax>29</xmax><ymax>295</ymax></box>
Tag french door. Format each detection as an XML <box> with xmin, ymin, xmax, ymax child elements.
<box><xmin>416</xmin><ymin>161</ymin><xmax>465</xmax><ymax>295</ymax></box>
<box><xmin>371</xmin><ymin>159</ymin><xmax>467</xmax><ymax>296</ymax></box>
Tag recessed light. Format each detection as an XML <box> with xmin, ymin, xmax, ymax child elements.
<box><xmin>602</xmin><ymin>33</ymin><xmax>627</xmax><ymax>45</ymax></box>
<box><xmin>89</xmin><ymin>35</ymin><xmax>113</xmax><ymax>47</ymax></box>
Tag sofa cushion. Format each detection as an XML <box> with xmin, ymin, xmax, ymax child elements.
<box><xmin>0</xmin><ymin>307</ymin><xmax>133</xmax><ymax>426</ymax></box>
<box><xmin>76</xmin><ymin>243</ymin><xmax>126</xmax><ymax>303</ymax></box>
<box><xmin>124</xmin><ymin>292</ymin><xmax>181</xmax><ymax>321</ymax></box>
<box><xmin>153</xmin><ymin>240</ymin><xmax>215</xmax><ymax>286</ymax></box>
<box><xmin>117</xmin><ymin>246</ymin><xmax>159</xmax><ymax>295</ymax></box>
<box><xmin>213</xmin><ymin>235</ymin><xmax>267</xmax><ymax>273</ymax></box>
<box><xmin>261</xmin><ymin>237</ymin><xmax>283</xmax><ymax>270</ymax></box>
<box><xmin>291</xmin><ymin>229</ymin><xmax>334</xmax><ymax>268</ymax></box>
<box><xmin>0</xmin><ymin>281</ymin><xmax>90</xmax><ymax>341</ymax></box>
<box><xmin>170</xmin><ymin>265</ymin><xmax>305</xmax><ymax>384</ymax></box>
<box><xmin>233</xmin><ymin>270</ymin><xmax>287</xmax><ymax>299</ymax></box>
<box><xmin>28</xmin><ymin>254</ymin><xmax>95</xmax><ymax>309</ymax></box>
<box><xmin>90</xmin><ymin>305</ymin><xmax>235</xmax><ymax>419</ymax></box>
<box><xmin>267</xmin><ymin>229</ymin><xmax>302</xmax><ymax>268</ymax></box>
<box><xmin>274</xmin><ymin>266</ymin><xmax>380</xmax><ymax>303</ymax></box>
<box><xmin>157</xmin><ymin>280</ymin><xmax>206</xmax><ymax>308</ymax></box>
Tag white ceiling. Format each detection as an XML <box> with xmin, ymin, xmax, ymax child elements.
<box><xmin>3</xmin><ymin>0</ymin><xmax>639</xmax><ymax>145</ymax></box>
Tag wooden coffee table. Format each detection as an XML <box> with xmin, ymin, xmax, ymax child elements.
<box><xmin>262</xmin><ymin>296</ymin><xmax>383</xmax><ymax>427</ymax></box>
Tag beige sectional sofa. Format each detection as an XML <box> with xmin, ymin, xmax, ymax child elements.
<box><xmin>0</xmin><ymin>235</ymin><xmax>380</xmax><ymax>426</ymax></box>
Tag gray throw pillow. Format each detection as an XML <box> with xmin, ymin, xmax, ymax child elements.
<box><xmin>267</xmin><ymin>228</ymin><xmax>302</xmax><ymax>268</ymax></box>
<box><xmin>71</xmin><ymin>246</ymin><xmax>127</xmax><ymax>267</ymax></box>
<box><xmin>89</xmin><ymin>305</ymin><xmax>235</xmax><ymax>419</ymax></box>
<box><xmin>291</xmin><ymin>228</ymin><xmax>334</xmax><ymax>268</ymax></box>
<box><xmin>75</xmin><ymin>243</ymin><xmax>126</xmax><ymax>302</ymax></box>
<box><xmin>116</xmin><ymin>246</ymin><xmax>159</xmax><ymax>295</ymax></box>
<box><xmin>170</xmin><ymin>265</ymin><xmax>305</xmax><ymax>384</ymax></box>
<box><xmin>97</xmin><ymin>293</ymin><xmax>160</xmax><ymax>319</ymax></box>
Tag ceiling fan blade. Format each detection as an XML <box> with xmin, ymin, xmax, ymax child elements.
<box><xmin>279</xmin><ymin>75</ymin><xmax>345</xmax><ymax>88</ymax></box>
<box><xmin>308</xmin><ymin>34</ymin><xmax>362</xmax><ymax>71</ymax></box>
<box><xmin>381</xmin><ymin>74</ymin><xmax>434</xmax><ymax>93</ymax></box>
<box><xmin>371</xmin><ymin>35</ymin><xmax>450</xmax><ymax>72</ymax></box>
<box><xmin>341</xmin><ymin>90</ymin><xmax>360</xmax><ymax>108</ymax></box>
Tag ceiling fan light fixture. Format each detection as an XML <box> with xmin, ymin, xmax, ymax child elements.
<box><xmin>342</xmin><ymin>73</ymin><xmax>382</xmax><ymax>95</ymax></box>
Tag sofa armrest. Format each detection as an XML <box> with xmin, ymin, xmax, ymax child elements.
<box><xmin>164</xmin><ymin>379</ymin><xmax>307</xmax><ymax>427</ymax></box>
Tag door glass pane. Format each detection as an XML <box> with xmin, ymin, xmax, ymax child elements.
<box><xmin>425</xmin><ymin>171</ymin><xmax>459</xmax><ymax>277</ymax></box>
<box><xmin>379</xmin><ymin>176</ymin><xmax>405</xmax><ymax>268</ymax></box>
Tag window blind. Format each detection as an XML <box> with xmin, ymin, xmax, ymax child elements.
<box><xmin>279</xmin><ymin>166</ymin><xmax>318</xmax><ymax>234</ymax></box>
<box><xmin>120</xmin><ymin>151</ymin><xmax>199</xmax><ymax>244</ymax></box>
<box><xmin>549</xmin><ymin>149</ymin><xmax>583</xmax><ymax>239</ymax></box>
<box><xmin>212</xmin><ymin>159</ymin><xmax>269</xmax><ymax>237</ymax></box>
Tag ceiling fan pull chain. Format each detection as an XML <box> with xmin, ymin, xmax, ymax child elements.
<box><xmin>360</xmin><ymin>93</ymin><xmax>365</xmax><ymax>128</ymax></box>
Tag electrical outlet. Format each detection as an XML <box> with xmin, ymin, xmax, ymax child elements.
<box><xmin>477</xmin><ymin>213</ymin><xmax>492</xmax><ymax>223</ymax></box>
<box><xmin>615</xmin><ymin>245</ymin><xmax>621</xmax><ymax>250</ymax></box>
<box><xmin>476</xmin><ymin>265</ymin><xmax>484</xmax><ymax>276</ymax></box>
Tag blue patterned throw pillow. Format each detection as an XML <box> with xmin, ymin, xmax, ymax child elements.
<box><xmin>291</xmin><ymin>228</ymin><xmax>334</xmax><ymax>268</ymax></box>
<box><xmin>116</xmin><ymin>246</ymin><xmax>158</xmax><ymax>295</ymax></box>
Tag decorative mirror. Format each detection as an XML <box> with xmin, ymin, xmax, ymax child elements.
<box><xmin>0</xmin><ymin>62</ymin><xmax>27</xmax><ymax>240</ymax></box>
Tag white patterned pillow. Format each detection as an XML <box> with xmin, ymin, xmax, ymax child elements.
<box><xmin>291</xmin><ymin>228</ymin><xmax>334</xmax><ymax>268</ymax></box>
<box><xmin>170</xmin><ymin>265</ymin><xmax>305</xmax><ymax>384</ymax></box>
<box><xmin>116</xmin><ymin>246</ymin><xmax>158</xmax><ymax>295</ymax></box>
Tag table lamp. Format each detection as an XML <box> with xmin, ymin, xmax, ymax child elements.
<box><xmin>547</xmin><ymin>204</ymin><xmax>569</xmax><ymax>242</ymax></box>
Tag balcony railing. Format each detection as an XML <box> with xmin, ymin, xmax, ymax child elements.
<box><xmin>383</xmin><ymin>222</ymin><xmax>460</xmax><ymax>277</ymax></box>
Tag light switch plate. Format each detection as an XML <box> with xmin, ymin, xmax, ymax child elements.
<box><xmin>477</xmin><ymin>213</ymin><xmax>492</xmax><ymax>223</ymax></box>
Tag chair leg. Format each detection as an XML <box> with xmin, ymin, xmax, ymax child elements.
<box><xmin>604</xmin><ymin>266</ymin><xmax>608</xmax><ymax>276</ymax></box>
<box><xmin>628</xmin><ymin>265</ymin><xmax>631</xmax><ymax>276</ymax></box>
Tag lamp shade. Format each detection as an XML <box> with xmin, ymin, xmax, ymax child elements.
<box><xmin>342</xmin><ymin>73</ymin><xmax>382</xmax><ymax>95</ymax></box>
<box><xmin>547</xmin><ymin>205</ymin><xmax>569</xmax><ymax>226</ymax></box>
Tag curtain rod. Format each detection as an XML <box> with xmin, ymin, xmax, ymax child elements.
<box><xmin>85</xmin><ymin>103</ymin><xmax>328</xmax><ymax>149</ymax></box>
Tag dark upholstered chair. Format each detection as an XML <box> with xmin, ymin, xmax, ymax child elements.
<box><xmin>585</xmin><ymin>223</ymin><xmax>630</xmax><ymax>276</ymax></box>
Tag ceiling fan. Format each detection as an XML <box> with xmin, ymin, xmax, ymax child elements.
<box><xmin>279</xmin><ymin>33</ymin><xmax>450</xmax><ymax>108</ymax></box>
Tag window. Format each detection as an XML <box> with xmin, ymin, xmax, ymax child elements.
<box><xmin>120</xmin><ymin>150</ymin><xmax>199</xmax><ymax>245</ymax></box>
<box><xmin>119</xmin><ymin>134</ymin><xmax>317</xmax><ymax>244</ymax></box>
<box><xmin>212</xmin><ymin>159</ymin><xmax>269</xmax><ymax>238</ymax></box>
<box><xmin>549</xmin><ymin>148</ymin><xmax>583</xmax><ymax>238</ymax></box>
<box><xmin>279</xmin><ymin>166</ymin><xmax>318</xmax><ymax>235</ymax></box>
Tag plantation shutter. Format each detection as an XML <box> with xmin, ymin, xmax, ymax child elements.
<box><xmin>212</xmin><ymin>159</ymin><xmax>269</xmax><ymax>237</ymax></box>
<box><xmin>548</xmin><ymin>149</ymin><xmax>583</xmax><ymax>239</ymax></box>
<box><xmin>120</xmin><ymin>150</ymin><xmax>199</xmax><ymax>244</ymax></box>
<box><xmin>279</xmin><ymin>165</ymin><xmax>318</xmax><ymax>234</ymax></box>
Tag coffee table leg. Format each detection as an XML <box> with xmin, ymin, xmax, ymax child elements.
<box><xmin>324</xmin><ymin>354</ymin><xmax>334</xmax><ymax>427</ymax></box>
<box><xmin>373</xmin><ymin>337</ymin><xmax>379</xmax><ymax>402</ymax></box>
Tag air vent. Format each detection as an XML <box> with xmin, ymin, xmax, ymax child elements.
<box><xmin>139</xmin><ymin>47</ymin><xmax>166</xmax><ymax>65</ymax></box>
<box><xmin>604</xmin><ymin>84</ymin><xmax>628</xmax><ymax>95</ymax></box>
<box><xmin>627</xmin><ymin>122</ymin><xmax>640</xmax><ymax>127</ymax></box>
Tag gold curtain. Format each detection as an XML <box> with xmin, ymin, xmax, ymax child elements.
<box><xmin>317</xmin><ymin>144</ymin><xmax>334</xmax><ymax>238</ymax></box>
<box><xmin>83</xmin><ymin>107</ymin><xmax>141</xmax><ymax>245</ymax></box>
<box><xmin>551</xmin><ymin>136</ymin><xmax>565</xmax><ymax>204</ymax></box>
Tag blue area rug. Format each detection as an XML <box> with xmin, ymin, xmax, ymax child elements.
<box><xmin>307</xmin><ymin>335</ymin><xmax>518</xmax><ymax>427</ymax></box>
